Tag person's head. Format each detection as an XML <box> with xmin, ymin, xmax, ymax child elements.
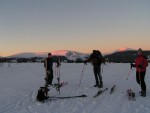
<box><xmin>93</xmin><ymin>50</ymin><xmax>97</xmax><ymax>54</ymax></box>
<box><xmin>48</xmin><ymin>53</ymin><xmax>52</xmax><ymax>57</ymax></box>
<box><xmin>137</xmin><ymin>48</ymin><xmax>143</xmax><ymax>55</ymax></box>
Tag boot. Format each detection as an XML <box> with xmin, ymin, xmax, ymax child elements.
<box><xmin>94</xmin><ymin>84</ymin><xmax>99</xmax><ymax>87</ymax></box>
<box><xmin>140</xmin><ymin>90</ymin><xmax>146</xmax><ymax>97</ymax></box>
<box><xmin>98</xmin><ymin>81</ymin><xmax>103</xmax><ymax>88</ymax></box>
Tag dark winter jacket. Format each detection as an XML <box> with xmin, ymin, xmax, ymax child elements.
<box><xmin>44</xmin><ymin>57</ymin><xmax>60</xmax><ymax>71</ymax></box>
<box><xmin>85</xmin><ymin>52</ymin><xmax>103</xmax><ymax>66</ymax></box>
<box><xmin>135</xmin><ymin>54</ymin><xmax>148</xmax><ymax>72</ymax></box>
<box><xmin>45</xmin><ymin>58</ymin><xmax>53</xmax><ymax>71</ymax></box>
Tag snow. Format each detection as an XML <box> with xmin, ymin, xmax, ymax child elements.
<box><xmin>0</xmin><ymin>63</ymin><xmax>150</xmax><ymax>113</ymax></box>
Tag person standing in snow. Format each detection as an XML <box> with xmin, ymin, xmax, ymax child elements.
<box><xmin>131</xmin><ymin>48</ymin><xmax>148</xmax><ymax>97</ymax></box>
<box><xmin>84</xmin><ymin>50</ymin><xmax>104</xmax><ymax>88</ymax></box>
<box><xmin>44</xmin><ymin>53</ymin><xmax>60</xmax><ymax>86</ymax></box>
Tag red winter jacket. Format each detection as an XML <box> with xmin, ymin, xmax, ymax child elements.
<box><xmin>135</xmin><ymin>54</ymin><xmax>148</xmax><ymax>72</ymax></box>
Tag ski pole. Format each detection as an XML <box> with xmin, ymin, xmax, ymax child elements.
<box><xmin>126</xmin><ymin>68</ymin><xmax>132</xmax><ymax>80</ymax></box>
<box><xmin>79</xmin><ymin>64</ymin><xmax>86</xmax><ymax>87</ymax></box>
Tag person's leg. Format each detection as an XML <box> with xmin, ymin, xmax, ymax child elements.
<box><xmin>136</xmin><ymin>71</ymin><xmax>140</xmax><ymax>85</ymax></box>
<box><xmin>93</xmin><ymin>66</ymin><xmax>99</xmax><ymax>86</ymax></box>
<box><xmin>140</xmin><ymin>72</ymin><xmax>146</xmax><ymax>96</ymax></box>
<box><xmin>97</xmin><ymin>66</ymin><xmax>103</xmax><ymax>88</ymax></box>
<box><xmin>49</xmin><ymin>70</ymin><xmax>53</xmax><ymax>84</ymax></box>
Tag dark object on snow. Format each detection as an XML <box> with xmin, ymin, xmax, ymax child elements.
<box><xmin>93</xmin><ymin>88</ymin><xmax>108</xmax><ymax>98</ymax></box>
<box><xmin>36</xmin><ymin>87</ymin><xmax>49</xmax><ymax>102</ymax></box>
<box><xmin>127</xmin><ymin>89</ymin><xmax>136</xmax><ymax>101</ymax></box>
<box><xmin>110</xmin><ymin>85</ymin><xmax>116</xmax><ymax>94</ymax></box>
<box><xmin>139</xmin><ymin>90</ymin><xmax>146</xmax><ymax>97</ymax></box>
<box><xmin>49</xmin><ymin>94</ymin><xmax>87</xmax><ymax>100</ymax></box>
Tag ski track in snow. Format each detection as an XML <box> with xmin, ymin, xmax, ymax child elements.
<box><xmin>0</xmin><ymin>63</ymin><xmax>150</xmax><ymax>113</ymax></box>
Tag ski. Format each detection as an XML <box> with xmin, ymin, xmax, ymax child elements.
<box><xmin>48</xmin><ymin>94</ymin><xmax>87</xmax><ymax>100</ymax></box>
<box><xmin>93</xmin><ymin>88</ymin><xmax>108</xmax><ymax>98</ymax></box>
<box><xmin>127</xmin><ymin>89</ymin><xmax>136</xmax><ymax>101</ymax></box>
<box><xmin>110</xmin><ymin>85</ymin><xmax>116</xmax><ymax>94</ymax></box>
<box><xmin>37</xmin><ymin>94</ymin><xmax>87</xmax><ymax>103</ymax></box>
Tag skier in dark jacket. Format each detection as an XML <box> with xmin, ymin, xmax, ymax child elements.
<box><xmin>131</xmin><ymin>48</ymin><xmax>148</xmax><ymax>97</ymax></box>
<box><xmin>44</xmin><ymin>53</ymin><xmax>60</xmax><ymax>86</ymax></box>
<box><xmin>84</xmin><ymin>50</ymin><xmax>104</xmax><ymax>88</ymax></box>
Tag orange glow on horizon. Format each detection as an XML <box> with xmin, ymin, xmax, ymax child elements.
<box><xmin>118</xmin><ymin>48</ymin><xmax>127</xmax><ymax>52</ymax></box>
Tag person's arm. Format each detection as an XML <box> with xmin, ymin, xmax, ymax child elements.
<box><xmin>142</xmin><ymin>57</ymin><xmax>148</xmax><ymax>68</ymax></box>
<box><xmin>44</xmin><ymin>58</ymin><xmax>47</xmax><ymax>71</ymax></box>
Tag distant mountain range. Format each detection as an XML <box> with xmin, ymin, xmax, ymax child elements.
<box><xmin>8</xmin><ymin>48</ymin><xmax>135</xmax><ymax>57</ymax></box>
<box><xmin>104</xmin><ymin>49</ymin><xmax>150</xmax><ymax>63</ymax></box>
<box><xmin>4</xmin><ymin>48</ymin><xmax>150</xmax><ymax>62</ymax></box>
<box><xmin>8</xmin><ymin>50</ymin><xmax>90</xmax><ymax>61</ymax></box>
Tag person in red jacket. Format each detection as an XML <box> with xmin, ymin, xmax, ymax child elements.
<box><xmin>131</xmin><ymin>48</ymin><xmax>148</xmax><ymax>97</ymax></box>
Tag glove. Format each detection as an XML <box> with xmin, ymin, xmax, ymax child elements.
<box><xmin>56</xmin><ymin>62</ymin><xmax>61</xmax><ymax>67</ymax></box>
<box><xmin>138</xmin><ymin>65</ymin><xmax>142</xmax><ymax>68</ymax></box>
<box><xmin>130</xmin><ymin>63</ymin><xmax>135</xmax><ymax>69</ymax></box>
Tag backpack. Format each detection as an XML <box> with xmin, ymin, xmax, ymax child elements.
<box><xmin>36</xmin><ymin>87</ymin><xmax>49</xmax><ymax>102</ymax></box>
<box><xmin>90</xmin><ymin>51</ymin><xmax>103</xmax><ymax>65</ymax></box>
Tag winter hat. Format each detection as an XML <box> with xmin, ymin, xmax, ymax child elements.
<box><xmin>137</xmin><ymin>48</ymin><xmax>143</xmax><ymax>54</ymax></box>
<box><xmin>48</xmin><ymin>53</ymin><xmax>52</xmax><ymax>56</ymax></box>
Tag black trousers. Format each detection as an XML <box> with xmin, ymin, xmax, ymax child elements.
<box><xmin>93</xmin><ymin>65</ymin><xmax>102</xmax><ymax>85</ymax></box>
<box><xmin>46</xmin><ymin>70</ymin><xmax>53</xmax><ymax>85</ymax></box>
<box><xmin>136</xmin><ymin>71</ymin><xmax>146</xmax><ymax>91</ymax></box>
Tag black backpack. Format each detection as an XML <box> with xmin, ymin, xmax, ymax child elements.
<box><xmin>36</xmin><ymin>87</ymin><xmax>49</xmax><ymax>102</ymax></box>
<box><xmin>90</xmin><ymin>51</ymin><xmax>103</xmax><ymax>65</ymax></box>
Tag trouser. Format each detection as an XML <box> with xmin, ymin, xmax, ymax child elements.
<box><xmin>136</xmin><ymin>71</ymin><xmax>146</xmax><ymax>91</ymax></box>
<box><xmin>93</xmin><ymin>65</ymin><xmax>102</xmax><ymax>86</ymax></box>
<box><xmin>45</xmin><ymin>70</ymin><xmax>53</xmax><ymax>85</ymax></box>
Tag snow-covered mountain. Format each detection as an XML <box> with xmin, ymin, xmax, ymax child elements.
<box><xmin>9</xmin><ymin>52</ymin><xmax>46</xmax><ymax>58</ymax></box>
<box><xmin>7</xmin><ymin>48</ymin><xmax>148</xmax><ymax>61</ymax></box>
<box><xmin>9</xmin><ymin>48</ymin><xmax>135</xmax><ymax>58</ymax></box>
<box><xmin>52</xmin><ymin>50</ymin><xmax>89</xmax><ymax>61</ymax></box>
<box><xmin>103</xmin><ymin>47</ymin><xmax>135</xmax><ymax>56</ymax></box>
<box><xmin>8</xmin><ymin>50</ymin><xmax>90</xmax><ymax>61</ymax></box>
<box><xmin>112</xmin><ymin>47</ymin><xmax>135</xmax><ymax>53</ymax></box>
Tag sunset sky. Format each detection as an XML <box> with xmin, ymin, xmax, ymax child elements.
<box><xmin>0</xmin><ymin>0</ymin><xmax>150</xmax><ymax>56</ymax></box>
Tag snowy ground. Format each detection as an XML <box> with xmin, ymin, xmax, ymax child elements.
<box><xmin>0</xmin><ymin>63</ymin><xmax>150</xmax><ymax>113</ymax></box>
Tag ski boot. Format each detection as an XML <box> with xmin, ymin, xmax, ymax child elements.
<box><xmin>140</xmin><ymin>90</ymin><xmax>146</xmax><ymax>97</ymax></box>
<box><xmin>94</xmin><ymin>84</ymin><xmax>99</xmax><ymax>87</ymax></box>
<box><xmin>98</xmin><ymin>81</ymin><xmax>103</xmax><ymax>88</ymax></box>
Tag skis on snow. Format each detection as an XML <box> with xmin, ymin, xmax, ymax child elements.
<box><xmin>93</xmin><ymin>88</ymin><xmax>108</xmax><ymax>98</ymax></box>
<box><xmin>48</xmin><ymin>94</ymin><xmax>87</xmax><ymax>100</ymax></box>
<box><xmin>127</xmin><ymin>89</ymin><xmax>136</xmax><ymax>101</ymax></box>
